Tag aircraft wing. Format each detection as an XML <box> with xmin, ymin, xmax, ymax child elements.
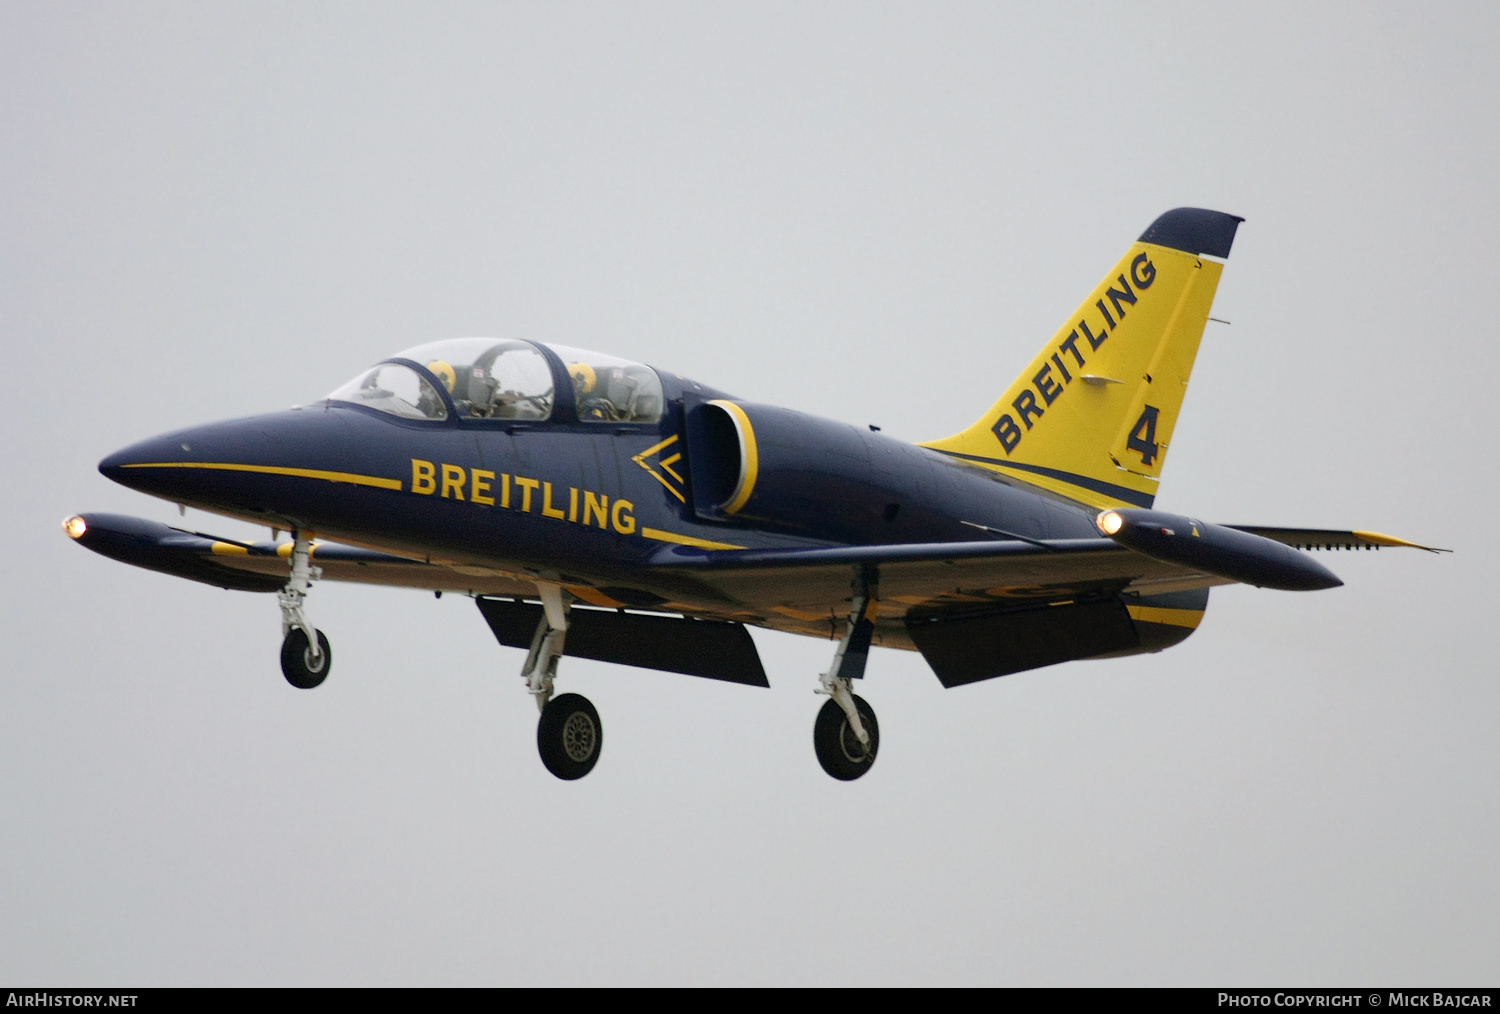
<box><xmin>71</xmin><ymin>512</ymin><xmax>1439</xmax><ymax>691</ymax></box>
<box><xmin>646</xmin><ymin>538</ymin><xmax>1227</xmax><ymax>685</ymax></box>
<box><xmin>647</xmin><ymin>522</ymin><xmax>1447</xmax><ymax>624</ymax></box>
<box><xmin>648</xmin><ymin>538</ymin><xmax>1226</xmax><ymax>618</ymax></box>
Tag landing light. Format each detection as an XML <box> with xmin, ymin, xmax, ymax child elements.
<box><xmin>1096</xmin><ymin>510</ymin><xmax>1124</xmax><ymax>536</ymax></box>
<box><xmin>63</xmin><ymin>516</ymin><xmax>87</xmax><ymax>539</ymax></box>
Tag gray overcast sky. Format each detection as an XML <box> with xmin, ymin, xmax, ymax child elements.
<box><xmin>3</xmin><ymin>1</ymin><xmax>1496</xmax><ymax>986</ymax></box>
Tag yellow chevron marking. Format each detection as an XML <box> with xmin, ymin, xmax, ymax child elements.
<box><xmin>631</xmin><ymin>435</ymin><xmax>687</xmax><ymax>503</ymax></box>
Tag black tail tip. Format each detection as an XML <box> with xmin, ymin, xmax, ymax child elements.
<box><xmin>1139</xmin><ymin>208</ymin><xmax>1245</xmax><ymax>258</ymax></box>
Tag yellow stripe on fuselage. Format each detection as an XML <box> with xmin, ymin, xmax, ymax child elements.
<box><xmin>122</xmin><ymin>461</ymin><xmax>402</xmax><ymax>491</ymax></box>
<box><xmin>640</xmin><ymin>527</ymin><xmax>744</xmax><ymax>551</ymax></box>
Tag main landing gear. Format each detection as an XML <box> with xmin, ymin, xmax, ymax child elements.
<box><xmin>278</xmin><ymin>532</ymin><xmax>331</xmax><ymax>689</ymax></box>
<box><xmin>523</xmin><ymin>583</ymin><xmax>602</xmax><ymax>780</ymax></box>
<box><xmin>813</xmin><ymin>574</ymin><xmax>880</xmax><ymax>780</ymax></box>
<box><xmin>512</xmin><ymin>575</ymin><xmax>878</xmax><ymax>781</ymax></box>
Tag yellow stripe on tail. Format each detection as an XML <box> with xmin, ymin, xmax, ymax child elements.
<box><xmin>922</xmin><ymin>208</ymin><xmax>1243</xmax><ymax>509</ymax></box>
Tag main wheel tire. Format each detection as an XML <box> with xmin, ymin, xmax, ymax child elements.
<box><xmin>813</xmin><ymin>694</ymin><xmax>879</xmax><ymax>780</ymax></box>
<box><xmin>280</xmin><ymin>628</ymin><xmax>331</xmax><ymax>689</ymax></box>
<box><xmin>537</xmin><ymin>693</ymin><xmax>603</xmax><ymax>780</ymax></box>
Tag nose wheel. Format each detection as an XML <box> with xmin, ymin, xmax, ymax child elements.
<box><xmin>277</xmin><ymin>532</ymin><xmax>331</xmax><ymax>689</ymax></box>
<box><xmin>281</xmin><ymin>627</ymin><xmax>331</xmax><ymax>689</ymax></box>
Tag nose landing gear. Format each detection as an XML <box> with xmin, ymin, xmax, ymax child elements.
<box><xmin>523</xmin><ymin>583</ymin><xmax>602</xmax><ymax>780</ymax></box>
<box><xmin>281</xmin><ymin>627</ymin><xmax>331</xmax><ymax>689</ymax></box>
<box><xmin>278</xmin><ymin>533</ymin><xmax>330</xmax><ymax>689</ymax></box>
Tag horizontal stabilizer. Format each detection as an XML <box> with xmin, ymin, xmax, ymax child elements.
<box><xmin>475</xmin><ymin>597</ymin><xmax>768</xmax><ymax>686</ymax></box>
<box><xmin>1227</xmin><ymin>526</ymin><xmax>1451</xmax><ymax>553</ymax></box>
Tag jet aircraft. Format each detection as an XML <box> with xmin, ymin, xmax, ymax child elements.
<box><xmin>66</xmin><ymin>208</ymin><xmax>1445</xmax><ymax>780</ymax></box>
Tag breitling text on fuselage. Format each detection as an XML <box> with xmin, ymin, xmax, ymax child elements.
<box><xmin>409</xmin><ymin>458</ymin><xmax>637</xmax><ymax>534</ymax></box>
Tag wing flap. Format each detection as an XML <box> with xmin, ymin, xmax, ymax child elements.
<box><xmin>475</xmin><ymin>598</ymin><xmax>768</xmax><ymax>686</ymax></box>
<box><xmin>907</xmin><ymin>596</ymin><xmax>1141</xmax><ymax>687</ymax></box>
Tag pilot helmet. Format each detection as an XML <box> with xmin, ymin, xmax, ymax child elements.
<box><xmin>568</xmin><ymin>362</ymin><xmax>597</xmax><ymax>395</ymax></box>
<box><xmin>426</xmin><ymin>360</ymin><xmax>456</xmax><ymax>393</ymax></box>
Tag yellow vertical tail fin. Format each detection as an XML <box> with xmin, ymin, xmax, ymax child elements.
<box><xmin>922</xmin><ymin>208</ymin><xmax>1243</xmax><ymax>509</ymax></box>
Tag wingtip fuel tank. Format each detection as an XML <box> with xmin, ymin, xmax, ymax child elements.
<box><xmin>1095</xmin><ymin>509</ymin><xmax>1343</xmax><ymax>591</ymax></box>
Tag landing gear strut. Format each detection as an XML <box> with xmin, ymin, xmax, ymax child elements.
<box><xmin>523</xmin><ymin>583</ymin><xmax>602</xmax><ymax>780</ymax></box>
<box><xmin>278</xmin><ymin>532</ymin><xmax>330</xmax><ymax>689</ymax></box>
<box><xmin>813</xmin><ymin>569</ymin><xmax>879</xmax><ymax>780</ymax></box>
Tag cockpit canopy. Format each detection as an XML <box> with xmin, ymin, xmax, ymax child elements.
<box><xmin>327</xmin><ymin>339</ymin><xmax>665</xmax><ymax>424</ymax></box>
<box><xmin>550</xmin><ymin>343</ymin><xmax>665</xmax><ymax>424</ymax></box>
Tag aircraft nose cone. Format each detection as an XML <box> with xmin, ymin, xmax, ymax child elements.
<box><xmin>99</xmin><ymin>433</ymin><xmax>185</xmax><ymax>491</ymax></box>
<box><xmin>96</xmin><ymin>414</ymin><xmax>310</xmax><ymax>504</ymax></box>
<box><xmin>103</xmin><ymin>406</ymin><xmax>307</xmax><ymax>476</ymax></box>
<box><xmin>97</xmin><ymin>409</ymin><xmax>360</xmax><ymax>514</ymax></box>
<box><xmin>99</xmin><ymin>434</ymin><xmax>190</xmax><ymax>487</ymax></box>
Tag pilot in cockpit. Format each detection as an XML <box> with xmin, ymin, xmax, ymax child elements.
<box><xmin>570</xmin><ymin>361</ymin><xmax>649</xmax><ymax>422</ymax></box>
<box><xmin>420</xmin><ymin>360</ymin><xmax>456</xmax><ymax>418</ymax></box>
<box><xmin>569</xmin><ymin>362</ymin><xmax>608</xmax><ymax>421</ymax></box>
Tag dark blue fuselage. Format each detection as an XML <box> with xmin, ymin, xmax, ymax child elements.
<box><xmin>99</xmin><ymin>365</ymin><xmax>1103</xmax><ymax>601</ymax></box>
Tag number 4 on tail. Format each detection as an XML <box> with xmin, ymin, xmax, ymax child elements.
<box><xmin>1127</xmin><ymin>406</ymin><xmax>1160</xmax><ymax>466</ymax></box>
